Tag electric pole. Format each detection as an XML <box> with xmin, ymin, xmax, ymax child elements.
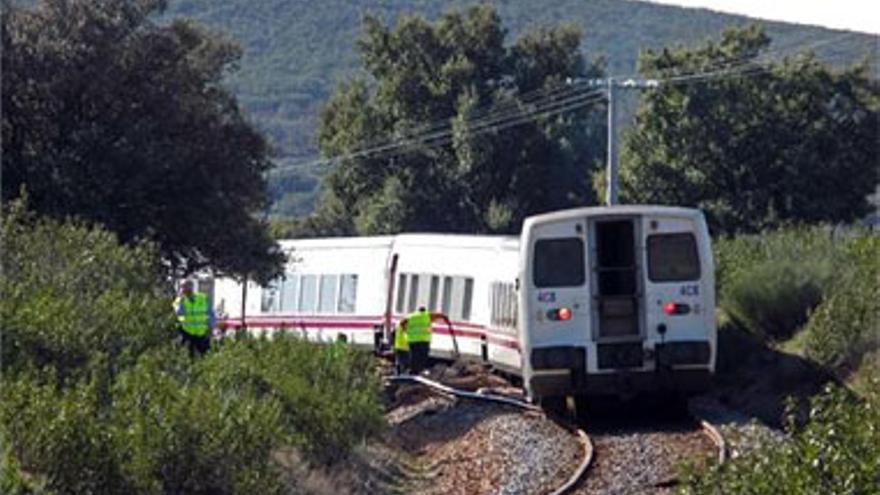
<box><xmin>606</xmin><ymin>78</ymin><xmax>618</xmax><ymax>205</ymax></box>
<box><xmin>566</xmin><ymin>76</ymin><xmax>659</xmax><ymax>206</ymax></box>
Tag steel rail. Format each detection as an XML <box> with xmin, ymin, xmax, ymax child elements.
<box><xmin>697</xmin><ymin>418</ymin><xmax>728</xmax><ymax>465</ymax></box>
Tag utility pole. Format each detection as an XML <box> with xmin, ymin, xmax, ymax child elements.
<box><xmin>606</xmin><ymin>78</ymin><xmax>618</xmax><ymax>205</ymax></box>
<box><xmin>566</xmin><ymin>76</ymin><xmax>659</xmax><ymax>206</ymax></box>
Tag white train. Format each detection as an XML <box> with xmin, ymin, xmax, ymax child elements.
<box><xmin>200</xmin><ymin>205</ymin><xmax>716</xmax><ymax>400</ymax></box>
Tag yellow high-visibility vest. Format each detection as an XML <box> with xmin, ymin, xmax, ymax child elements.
<box><xmin>175</xmin><ymin>293</ymin><xmax>211</xmax><ymax>337</ymax></box>
<box><xmin>394</xmin><ymin>322</ymin><xmax>409</xmax><ymax>351</ymax></box>
<box><xmin>407</xmin><ymin>310</ymin><xmax>432</xmax><ymax>343</ymax></box>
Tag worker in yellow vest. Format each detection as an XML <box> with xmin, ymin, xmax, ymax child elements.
<box><xmin>400</xmin><ymin>306</ymin><xmax>449</xmax><ymax>374</ymax></box>
<box><xmin>173</xmin><ymin>280</ymin><xmax>215</xmax><ymax>355</ymax></box>
<box><xmin>393</xmin><ymin>320</ymin><xmax>410</xmax><ymax>374</ymax></box>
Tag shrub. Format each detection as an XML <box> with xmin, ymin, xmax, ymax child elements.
<box><xmin>715</xmin><ymin>226</ymin><xmax>845</xmax><ymax>341</ymax></box>
<box><xmin>111</xmin><ymin>345</ymin><xmax>288</xmax><ymax>495</ymax></box>
<box><xmin>0</xmin><ymin>202</ymin><xmax>385</xmax><ymax>493</ymax></box>
<box><xmin>802</xmin><ymin>235</ymin><xmax>880</xmax><ymax>373</ymax></box>
<box><xmin>199</xmin><ymin>333</ymin><xmax>386</xmax><ymax>464</ymax></box>
<box><xmin>1</xmin><ymin>201</ymin><xmax>175</xmax><ymax>382</ymax></box>
<box><xmin>680</xmin><ymin>384</ymin><xmax>880</xmax><ymax>495</ymax></box>
<box><xmin>714</xmin><ymin>226</ymin><xmax>843</xmax><ymax>293</ymax></box>
<box><xmin>722</xmin><ymin>258</ymin><xmax>833</xmax><ymax>341</ymax></box>
<box><xmin>1</xmin><ymin>338</ymin><xmax>385</xmax><ymax>494</ymax></box>
<box><xmin>1</xmin><ymin>445</ymin><xmax>39</xmax><ymax>495</ymax></box>
<box><xmin>0</xmin><ymin>372</ymin><xmax>130</xmax><ymax>494</ymax></box>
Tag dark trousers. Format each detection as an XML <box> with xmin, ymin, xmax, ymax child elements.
<box><xmin>395</xmin><ymin>350</ymin><xmax>410</xmax><ymax>374</ymax></box>
<box><xmin>178</xmin><ymin>329</ymin><xmax>210</xmax><ymax>355</ymax></box>
<box><xmin>409</xmin><ymin>342</ymin><xmax>430</xmax><ymax>374</ymax></box>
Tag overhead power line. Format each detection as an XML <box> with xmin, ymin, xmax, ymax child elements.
<box><xmin>267</xmin><ymin>31</ymin><xmax>866</xmax><ymax>177</ymax></box>
<box><xmin>267</xmin><ymin>86</ymin><xmax>607</xmax><ymax>174</ymax></box>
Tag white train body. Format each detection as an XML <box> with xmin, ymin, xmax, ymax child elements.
<box><xmin>520</xmin><ymin>206</ymin><xmax>716</xmax><ymax>399</ymax></box>
<box><xmin>205</xmin><ymin>205</ymin><xmax>715</xmax><ymax>399</ymax></box>
<box><xmin>212</xmin><ymin>234</ymin><xmax>522</xmax><ymax>373</ymax></box>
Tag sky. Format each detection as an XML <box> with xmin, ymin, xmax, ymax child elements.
<box><xmin>646</xmin><ymin>0</ymin><xmax>880</xmax><ymax>34</ymax></box>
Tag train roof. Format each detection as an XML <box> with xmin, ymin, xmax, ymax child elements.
<box><xmin>522</xmin><ymin>205</ymin><xmax>704</xmax><ymax>227</ymax></box>
<box><xmin>277</xmin><ymin>236</ymin><xmax>394</xmax><ymax>250</ymax></box>
<box><xmin>277</xmin><ymin>233</ymin><xmax>518</xmax><ymax>251</ymax></box>
<box><xmin>393</xmin><ymin>233</ymin><xmax>518</xmax><ymax>249</ymax></box>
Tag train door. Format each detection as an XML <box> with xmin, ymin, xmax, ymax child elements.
<box><xmin>642</xmin><ymin>217</ymin><xmax>715</xmax><ymax>376</ymax></box>
<box><xmin>589</xmin><ymin>217</ymin><xmax>645</xmax><ymax>369</ymax></box>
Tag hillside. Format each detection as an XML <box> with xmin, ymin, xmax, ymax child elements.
<box><xmin>164</xmin><ymin>0</ymin><xmax>878</xmax><ymax>216</ymax></box>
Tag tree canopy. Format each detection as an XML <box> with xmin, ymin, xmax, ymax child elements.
<box><xmin>1</xmin><ymin>0</ymin><xmax>283</xmax><ymax>282</ymax></box>
<box><xmin>156</xmin><ymin>1</ymin><xmax>877</xmax><ymax>219</ymax></box>
<box><xmin>295</xmin><ymin>5</ymin><xmax>606</xmax><ymax>236</ymax></box>
<box><xmin>620</xmin><ymin>25</ymin><xmax>879</xmax><ymax>235</ymax></box>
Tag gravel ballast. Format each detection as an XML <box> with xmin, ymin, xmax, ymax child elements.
<box><xmin>391</xmin><ymin>398</ymin><xmax>582</xmax><ymax>495</ymax></box>
<box><xmin>573</xmin><ymin>423</ymin><xmax>715</xmax><ymax>495</ymax></box>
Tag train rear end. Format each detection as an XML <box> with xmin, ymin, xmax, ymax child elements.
<box><xmin>520</xmin><ymin>206</ymin><xmax>716</xmax><ymax>401</ymax></box>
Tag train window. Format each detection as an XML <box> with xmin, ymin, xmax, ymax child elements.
<box><xmin>427</xmin><ymin>275</ymin><xmax>439</xmax><ymax>310</ymax></box>
<box><xmin>407</xmin><ymin>274</ymin><xmax>420</xmax><ymax>312</ymax></box>
<box><xmin>338</xmin><ymin>274</ymin><xmax>358</xmax><ymax>313</ymax></box>
<box><xmin>441</xmin><ymin>276</ymin><xmax>453</xmax><ymax>315</ymax></box>
<box><xmin>261</xmin><ymin>281</ymin><xmax>281</xmax><ymax>313</ymax></box>
<box><xmin>507</xmin><ymin>284</ymin><xmax>516</xmax><ymax>327</ymax></box>
<box><xmin>491</xmin><ymin>282</ymin><xmax>518</xmax><ymax>328</ymax></box>
<box><xmin>461</xmin><ymin>277</ymin><xmax>474</xmax><ymax>321</ymax></box>
<box><xmin>280</xmin><ymin>275</ymin><xmax>298</xmax><ymax>312</ymax></box>
<box><xmin>502</xmin><ymin>283</ymin><xmax>512</xmax><ymax>327</ymax></box>
<box><xmin>318</xmin><ymin>274</ymin><xmax>338</xmax><ymax>313</ymax></box>
<box><xmin>395</xmin><ymin>274</ymin><xmax>407</xmax><ymax>314</ymax></box>
<box><xmin>491</xmin><ymin>282</ymin><xmax>502</xmax><ymax>326</ymax></box>
<box><xmin>490</xmin><ymin>283</ymin><xmax>499</xmax><ymax>326</ymax></box>
<box><xmin>533</xmin><ymin>238</ymin><xmax>585</xmax><ymax>288</ymax></box>
<box><xmin>299</xmin><ymin>275</ymin><xmax>317</xmax><ymax>313</ymax></box>
<box><xmin>647</xmin><ymin>233</ymin><xmax>700</xmax><ymax>282</ymax></box>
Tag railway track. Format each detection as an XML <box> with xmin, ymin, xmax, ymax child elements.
<box><xmin>386</xmin><ymin>367</ymin><xmax>725</xmax><ymax>495</ymax></box>
<box><xmin>572</xmin><ymin>415</ymin><xmax>723</xmax><ymax>494</ymax></box>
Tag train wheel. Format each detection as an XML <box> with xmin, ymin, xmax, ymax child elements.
<box><xmin>539</xmin><ymin>395</ymin><xmax>565</xmax><ymax>414</ymax></box>
<box><xmin>540</xmin><ymin>396</ymin><xmax>577</xmax><ymax>418</ymax></box>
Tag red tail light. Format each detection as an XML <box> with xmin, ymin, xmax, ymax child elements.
<box><xmin>547</xmin><ymin>307</ymin><xmax>573</xmax><ymax>321</ymax></box>
<box><xmin>663</xmin><ymin>302</ymin><xmax>691</xmax><ymax>315</ymax></box>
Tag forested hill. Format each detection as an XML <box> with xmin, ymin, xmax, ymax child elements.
<box><xmin>162</xmin><ymin>0</ymin><xmax>877</xmax><ymax>216</ymax></box>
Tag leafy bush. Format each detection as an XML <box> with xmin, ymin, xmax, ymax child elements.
<box><xmin>111</xmin><ymin>346</ymin><xmax>288</xmax><ymax>495</ymax></box>
<box><xmin>1</xmin><ymin>201</ymin><xmax>175</xmax><ymax>382</ymax></box>
<box><xmin>714</xmin><ymin>226</ymin><xmax>844</xmax><ymax>293</ymax></box>
<box><xmin>0</xmin><ymin>371</ymin><xmax>130</xmax><ymax>494</ymax></box>
<box><xmin>198</xmin><ymin>333</ymin><xmax>386</xmax><ymax>464</ymax></box>
<box><xmin>0</xmin><ymin>203</ymin><xmax>385</xmax><ymax>493</ymax></box>
<box><xmin>715</xmin><ymin>227</ymin><xmax>846</xmax><ymax>340</ymax></box>
<box><xmin>1</xmin><ymin>337</ymin><xmax>385</xmax><ymax>495</ymax></box>
<box><xmin>680</xmin><ymin>384</ymin><xmax>880</xmax><ymax>495</ymax></box>
<box><xmin>802</xmin><ymin>235</ymin><xmax>880</xmax><ymax>373</ymax></box>
<box><xmin>722</xmin><ymin>259</ymin><xmax>832</xmax><ymax>341</ymax></box>
<box><xmin>1</xmin><ymin>444</ymin><xmax>38</xmax><ymax>495</ymax></box>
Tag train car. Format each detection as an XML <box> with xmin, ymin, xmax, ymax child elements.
<box><xmin>214</xmin><ymin>236</ymin><xmax>395</xmax><ymax>346</ymax></box>
<box><xmin>519</xmin><ymin>205</ymin><xmax>716</xmax><ymax>401</ymax></box>
<box><xmin>202</xmin><ymin>204</ymin><xmax>715</xmax><ymax>401</ymax></box>
<box><xmin>390</xmin><ymin>234</ymin><xmax>521</xmax><ymax>373</ymax></box>
<box><xmin>211</xmin><ymin>234</ymin><xmax>520</xmax><ymax>371</ymax></box>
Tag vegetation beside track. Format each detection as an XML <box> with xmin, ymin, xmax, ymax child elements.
<box><xmin>680</xmin><ymin>227</ymin><xmax>879</xmax><ymax>494</ymax></box>
<box><xmin>715</xmin><ymin>227</ymin><xmax>878</xmax><ymax>384</ymax></box>
<box><xmin>681</xmin><ymin>384</ymin><xmax>879</xmax><ymax>495</ymax></box>
<box><xmin>0</xmin><ymin>206</ymin><xmax>385</xmax><ymax>495</ymax></box>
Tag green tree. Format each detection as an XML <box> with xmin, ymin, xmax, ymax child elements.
<box><xmin>620</xmin><ymin>25</ymin><xmax>879</xmax><ymax>235</ymax></box>
<box><xmin>304</xmin><ymin>5</ymin><xmax>606</xmax><ymax>236</ymax></box>
<box><xmin>1</xmin><ymin>0</ymin><xmax>283</xmax><ymax>282</ymax></box>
